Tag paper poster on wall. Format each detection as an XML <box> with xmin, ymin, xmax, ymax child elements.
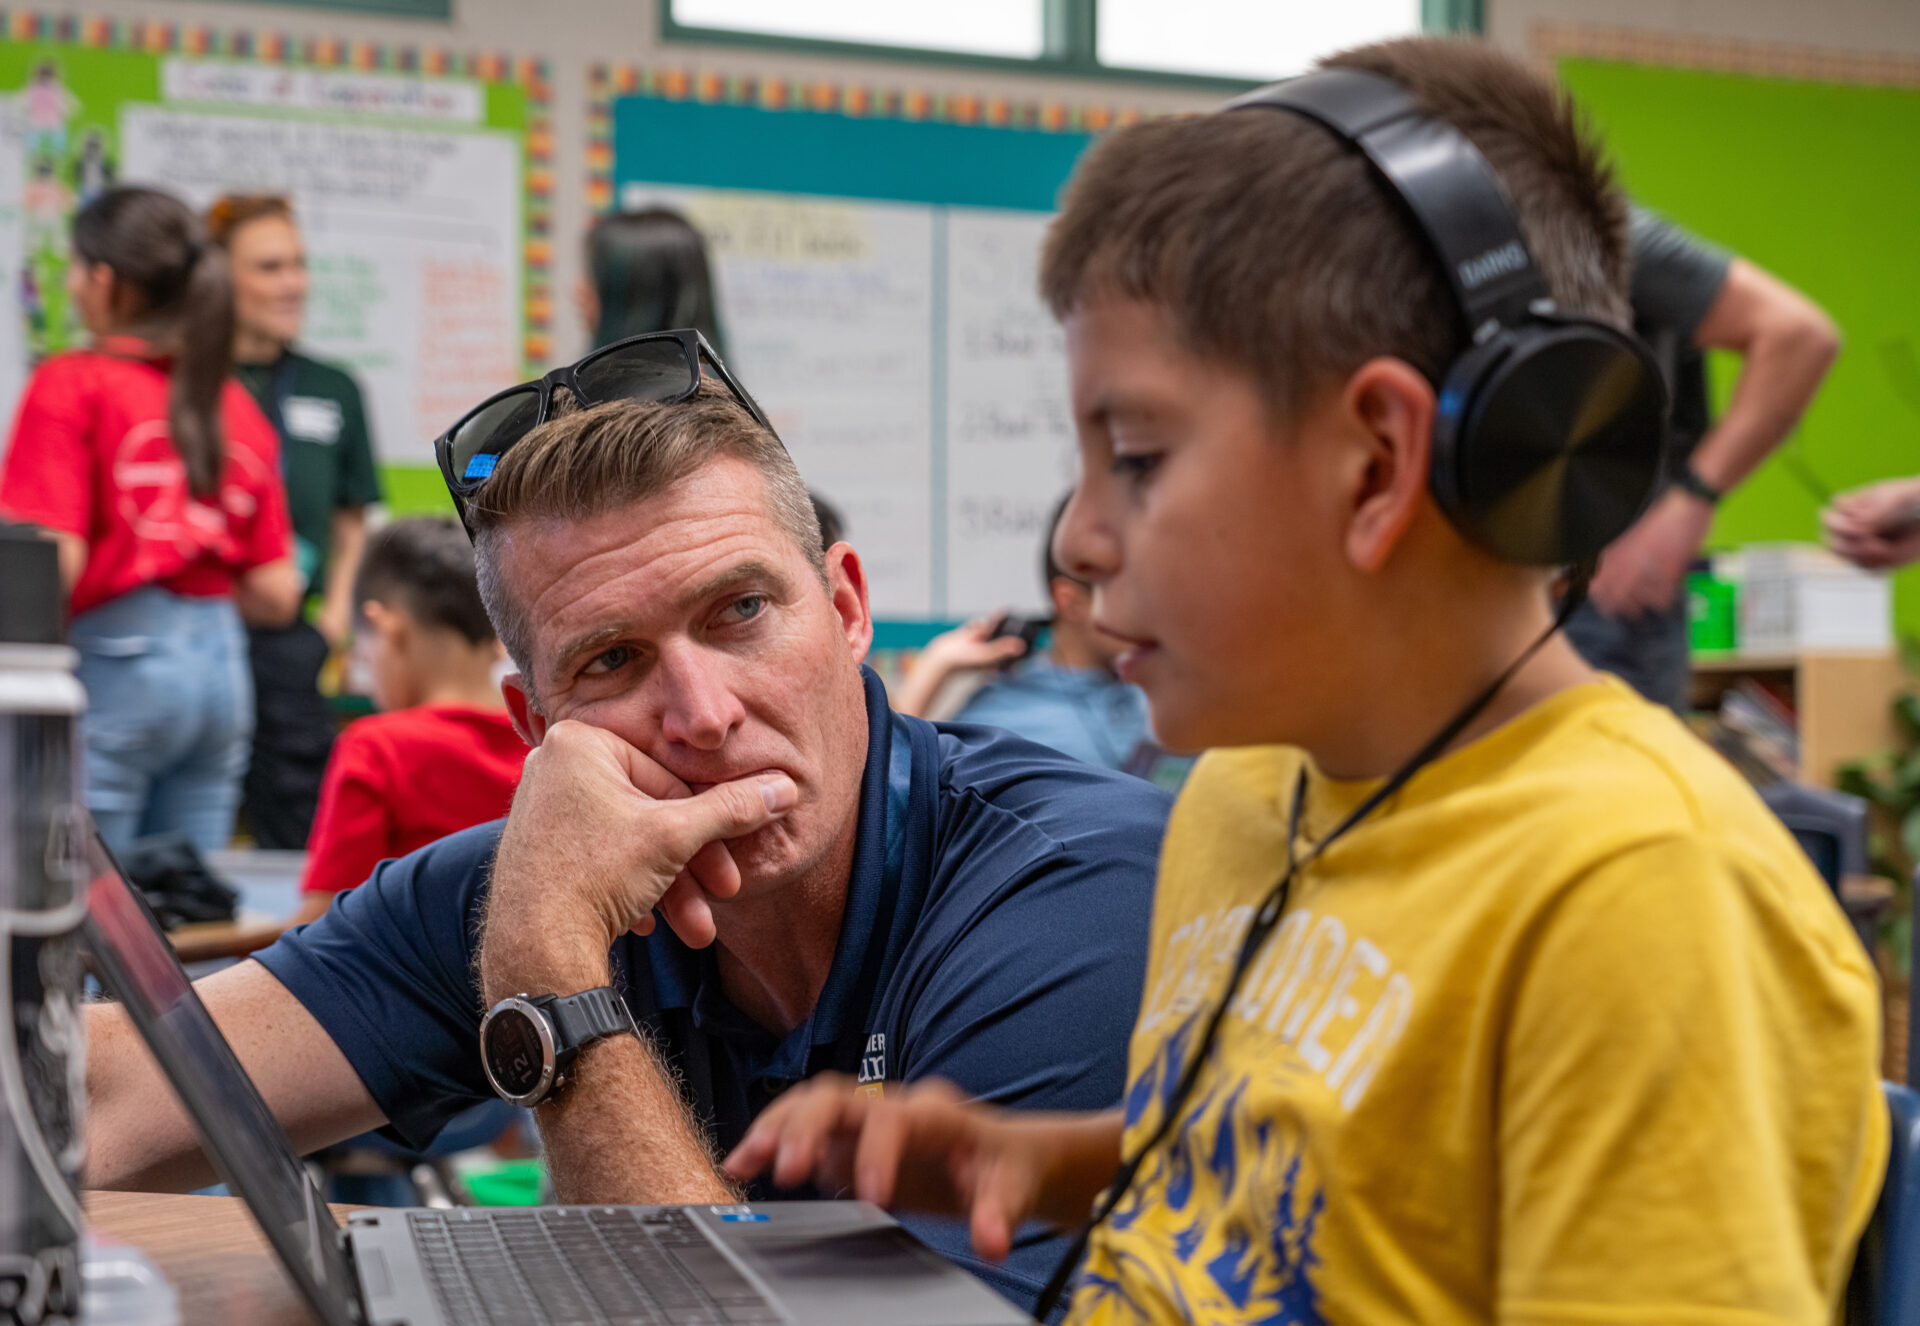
<box><xmin>0</xmin><ymin>95</ymin><xmax>28</xmax><ymax>415</ymax></box>
<box><xmin>0</xmin><ymin>44</ymin><xmax>534</xmax><ymax>476</ymax></box>
<box><xmin>943</xmin><ymin>207</ymin><xmax>1075</xmax><ymax>618</ymax></box>
<box><xmin>625</xmin><ymin>184</ymin><xmax>937</xmax><ymax>617</ymax></box>
<box><xmin>121</xmin><ymin>61</ymin><xmax>523</xmax><ymax>463</ymax></box>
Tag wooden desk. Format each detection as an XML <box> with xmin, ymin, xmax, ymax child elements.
<box><xmin>87</xmin><ymin>1190</ymin><xmax>363</xmax><ymax>1325</ymax></box>
<box><xmin>167</xmin><ymin>912</ymin><xmax>287</xmax><ymax>964</ymax></box>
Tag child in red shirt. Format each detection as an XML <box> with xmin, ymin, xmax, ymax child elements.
<box><xmin>290</xmin><ymin>517</ymin><xmax>527</xmax><ymax>923</ymax></box>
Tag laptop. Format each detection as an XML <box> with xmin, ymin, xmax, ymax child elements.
<box><xmin>80</xmin><ymin>830</ymin><xmax>1033</xmax><ymax>1326</ymax></box>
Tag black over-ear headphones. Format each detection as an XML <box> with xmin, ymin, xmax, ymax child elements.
<box><xmin>1229</xmin><ymin>69</ymin><xmax>1669</xmax><ymax>566</ymax></box>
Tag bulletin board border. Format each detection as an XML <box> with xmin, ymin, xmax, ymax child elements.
<box><xmin>1529</xmin><ymin>21</ymin><xmax>1920</xmax><ymax>88</ymax></box>
<box><xmin>0</xmin><ymin>8</ymin><xmax>556</xmax><ymax>364</ymax></box>
<box><xmin>586</xmin><ymin>62</ymin><xmax>1146</xmax><ymax>214</ymax></box>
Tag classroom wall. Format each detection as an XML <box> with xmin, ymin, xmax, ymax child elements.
<box><xmin>21</xmin><ymin>0</ymin><xmax>1216</xmax><ymax>371</ymax></box>
<box><xmin>1487</xmin><ymin>0</ymin><xmax>1920</xmax><ymax>57</ymax></box>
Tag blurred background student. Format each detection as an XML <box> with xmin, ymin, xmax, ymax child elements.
<box><xmin>0</xmin><ymin>186</ymin><xmax>299</xmax><ymax>854</ymax></box>
<box><xmin>895</xmin><ymin>493</ymin><xmax>1152</xmax><ymax>772</ymax></box>
<box><xmin>577</xmin><ymin>206</ymin><xmax>726</xmax><ymax>353</ymax></box>
<box><xmin>289</xmin><ymin>517</ymin><xmax>525</xmax><ymax>927</ymax></box>
<box><xmin>210</xmin><ymin>194</ymin><xmax>383</xmax><ymax>850</ymax></box>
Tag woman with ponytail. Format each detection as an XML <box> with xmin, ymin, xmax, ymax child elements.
<box><xmin>0</xmin><ymin>185</ymin><xmax>300</xmax><ymax>854</ymax></box>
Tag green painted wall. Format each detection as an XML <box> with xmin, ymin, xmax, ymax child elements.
<box><xmin>1559</xmin><ymin>59</ymin><xmax>1920</xmax><ymax>640</ymax></box>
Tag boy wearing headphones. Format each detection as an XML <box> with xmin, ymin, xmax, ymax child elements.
<box><xmin>725</xmin><ymin>37</ymin><xmax>1884</xmax><ymax>1325</ymax></box>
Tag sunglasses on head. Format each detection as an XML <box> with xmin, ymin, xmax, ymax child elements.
<box><xmin>433</xmin><ymin>328</ymin><xmax>777</xmax><ymax>535</ymax></box>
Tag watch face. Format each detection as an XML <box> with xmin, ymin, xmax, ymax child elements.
<box><xmin>484</xmin><ymin>1007</ymin><xmax>549</xmax><ymax>1099</ymax></box>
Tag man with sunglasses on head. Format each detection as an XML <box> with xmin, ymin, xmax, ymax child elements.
<box><xmin>81</xmin><ymin>330</ymin><xmax>1171</xmax><ymax>1316</ymax></box>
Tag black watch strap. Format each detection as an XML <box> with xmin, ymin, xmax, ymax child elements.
<box><xmin>551</xmin><ymin>987</ymin><xmax>634</xmax><ymax>1049</ymax></box>
<box><xmin>1673</xmin><ymin>467</ymin><xmax>1724</xmax><ymax>506</ymax></box>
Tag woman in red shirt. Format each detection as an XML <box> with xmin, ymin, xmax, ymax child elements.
<box><xmin>0</xmin><ymin>187</ymin><xmax>300</xmax><ymax>854</ymax></box>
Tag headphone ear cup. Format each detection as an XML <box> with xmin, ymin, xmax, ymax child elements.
<box><xmin>1428</xmin><ymin>321</ymin><xmax>1669</xmax><ymax>566</ymax></box>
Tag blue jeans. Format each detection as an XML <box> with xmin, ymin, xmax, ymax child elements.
<box><xmin>71</xmin><ymin>587</ymin><xmax>253</xmax><ymax>856</ymax></box>
<box><xmin>1563</xmin><ymin>595</ymin><xmax>1692</xmax><ymax>714</ymax></box>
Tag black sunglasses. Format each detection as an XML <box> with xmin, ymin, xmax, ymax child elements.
<box><xmin>433</xmin><ymin>328</ymin><xmax>777</xmax><ymax>534</ymax></box>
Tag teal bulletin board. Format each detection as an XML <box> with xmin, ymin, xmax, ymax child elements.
<box><xmin>1559</xmin><ymin>60</ymin><xmax>1920</xmax><ymax>639</ymax></box>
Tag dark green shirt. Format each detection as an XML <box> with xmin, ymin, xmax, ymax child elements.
<box><xmin>235</xmin><ymin>348</ymin><xmax>382</xmax><ymax>594</ymax></box>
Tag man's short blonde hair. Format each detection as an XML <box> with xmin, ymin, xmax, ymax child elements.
<box><xmin>467</xmin><ymin>383</ymin><xmax>823</xmax><ymax>680</ymax></box>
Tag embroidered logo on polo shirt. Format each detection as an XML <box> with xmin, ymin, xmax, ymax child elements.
<box><xmin>284</xmin><ymin>395</ymin><xmax>343</xmax><ymax>444</ymax></box>
<box><xmin>857</xmin><ymin>1032</ymin><xmax>886</xmax><ymax>1098</ymax></box>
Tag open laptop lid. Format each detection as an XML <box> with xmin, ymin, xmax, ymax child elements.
<box><xmin>80</xmin><ymin>827</ymin><xmax>363</xmax><ymax>1326</ymax></box>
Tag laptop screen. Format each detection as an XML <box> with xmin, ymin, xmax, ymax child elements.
<box><xmin>80</xmin><ymin>829</ymin><xmax>363</xmax><ymax>1326</ymax></box>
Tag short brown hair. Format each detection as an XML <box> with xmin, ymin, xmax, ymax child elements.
<box><xmin>355</xmin><ymin>516</ymin><xmax>496</xmax><ymax>647</ymax></box>
<box><xmin>467</xmin><ymin>384</ymin><xmax>822</xmax><ymax>681</ymax></box>
<box><xmin>1039</xmin><ymin>37</ymin><xmax>1628</xmax><ymax>418</ymax></box>
<box><xmin>206</xmin><ymin>194</ymin><xmax>294</xmax><ymax>248</ymax></box>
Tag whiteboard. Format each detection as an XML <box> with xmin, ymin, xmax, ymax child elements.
<box><xmin>943</xmin><ymin>207</ymin><xmax>1076</xmax><ymax>617</ymax></box>
<box><xmin>627</xmin><ymin>185</ymin><xmax>937</xmax><ymax>617</ymax></box>
<box><xmin>120</xmin><ymin>100</ymin><xmax>522</xmax><ymax>466</ymax></box>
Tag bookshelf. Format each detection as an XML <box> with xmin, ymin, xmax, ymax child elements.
<box><xmin>1689</xmin><ymin>650</ymin><xmax>1908</xmax><ymax>788</ymax></box>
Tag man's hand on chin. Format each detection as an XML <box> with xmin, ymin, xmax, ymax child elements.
<box><xmin>480</xmin><ymin>719</ymin><xmax>797</xmax><ymax>1004</ymax></box>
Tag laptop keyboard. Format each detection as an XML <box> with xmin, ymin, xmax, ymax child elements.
<box><xmin>408</xmin><ymin>1207</ymin><xmax>783</xmax><ymax>1325</ymax></box>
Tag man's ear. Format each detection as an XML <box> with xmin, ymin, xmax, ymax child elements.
<box><xmin>1341</xmin><ymin>357</ymin><xmax>1437</xmax><ymax>574</ymax></box>
<box><xmin>501</xmin><ymin>672</ymin><xmax>547</xmax><ymax>747</ymax></box>
<box><xmin>825</xmin><ymin>544</ymin><xmax>874</xmax><ymax>666</ymax></box>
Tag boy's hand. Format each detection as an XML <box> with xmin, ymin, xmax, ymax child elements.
<box><xmin>724</xmin><ymin>1076</ymin><xmax>1123</xmax><ymax>1264</ymax></box>
<box><xmin>481</xmin><ymin>720</ymin><xmax>797</xmax><ymax>1000</ymax></box>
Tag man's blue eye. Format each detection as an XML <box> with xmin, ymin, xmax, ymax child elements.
<box><xmin>583</xmin><ymin>645</ymin><xmax>631</xmax><ymax>676</ymax></box>
<box><xmin>731</xmin><ymin>595</ymin><xmax>766</xmax><ymax>622</ymax></box>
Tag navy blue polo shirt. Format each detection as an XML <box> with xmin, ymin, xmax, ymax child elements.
<box><xmin>254</xmin><ymin>668</ymin><xmax>1168</xmax><ymax>1312</ymax></box>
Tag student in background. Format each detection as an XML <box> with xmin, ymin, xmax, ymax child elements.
<box><xmin>209</xmin><ymin>194</ymin><xmax>384</xmax><ymax>849</ymax></box>
<box><xmin>0</xmin><ymin>187</ymin><xmax>299</xmax><ymax>854</ymax></box>
<box><xmin>577</xmin><ymin>207</ymin><xmax>726</xmax><ymax>353</ymax></box>
<box><xmin>1566</xmin><ymin>209</ymin><xmax>1839</xmax><ymax>711</ymax></box>
<box><xmin>810</xmin><ymin>489</ymin><xmax>846</xmax><ymax>551</ymax></box>
<box><xmin>288</xmin><ymin>517</ymin><xmax>525</xmax><ymax>927</ymax></box>
<box><xmin>728</xmin><ymin>38</ymin><xmax>1883</xmax><ymax>1325</ymax></box>
<box><xmin>894</xmin><ymin>494</ymin><xmax>1152</xmax><ymax>772</ymax></box>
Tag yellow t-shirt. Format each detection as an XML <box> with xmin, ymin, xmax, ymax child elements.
<box><xmin>1071</xmin><ymin>678</ymin><xmax>1885</xmax><ymax>1326</ymax></box>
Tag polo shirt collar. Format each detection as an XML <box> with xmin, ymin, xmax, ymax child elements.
<box><xmin>640</xmin><ymin>666</ymin><xmax>914</xmax><ymax>1082</ymax></box>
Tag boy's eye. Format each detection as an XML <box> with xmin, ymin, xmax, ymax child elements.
<box><xmin>1111</xmin><ymin>453</ymin><xmax>1162</xmax><ymax>482</ymax></box>
<box><xmin>582</xmin><ymin>644</ymin><xmax>633</xmax><ymax>676</ymax></box>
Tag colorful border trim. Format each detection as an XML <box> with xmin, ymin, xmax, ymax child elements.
<box><xmin>586</xmin><ymin>63</ymin><xmax>1145</xmax><ymax>213</ymax></box>
<box><xmin>0</xmin><ymin>9</ymin><xmax>554</xmax><ymax>367</ymax></box>
<box><xmin>1530</xmin><ymin>21</ymin><xmax>1920</xmax><ymax>88</ymax></box>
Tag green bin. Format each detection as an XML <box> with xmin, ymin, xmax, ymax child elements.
<box><xmin>1688</xmin><ymin>571</ymin><xmax>1738</xmax><ymax>653</ymax></box>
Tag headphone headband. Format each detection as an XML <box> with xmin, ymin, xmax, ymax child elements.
<box><xmin>1229</xmin><ymin>69</ymin><xmax>1549</xmax><ymax>338</ymax></box>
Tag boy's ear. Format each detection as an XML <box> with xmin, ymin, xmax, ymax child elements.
<box><xmin>1341</xmin><ymin>357</ymin><xmax>1438</xmax><ymax>574</ymax></box>
<box><xmin>500</xmin><ymin>672</ymin><xmax>546</xmax><ymax>747</ymax></box>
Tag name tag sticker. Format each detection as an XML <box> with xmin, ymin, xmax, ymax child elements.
<box><xmin>284</xmin><ymin>395</ymin><xmax>344</xmax><ymax>443</ymax></box>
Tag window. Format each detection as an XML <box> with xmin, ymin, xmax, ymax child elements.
<box><xmin>670</xmin><ymin>0</ymin><xmax>1045</xmax><ymax>60</ymax></box>
<box><xmin>1099</xmin><ymin>0</ymin><xmax>1423</xmax><ymax>81</ymax></box>
<box><xmin>663</xmin><ymin>0</ymin><xmax>1460</xmax><ymax>86</ymax></box>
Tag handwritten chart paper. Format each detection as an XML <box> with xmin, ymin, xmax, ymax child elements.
<box><xmin>122</xmin><ymin>68</ymin><xmax>521</xmax><ymax>463</ymax></box>
<box><xmin>630</xmin><ymin>185</ymin><xmax>937</xmax><ymax>617</ymax></box>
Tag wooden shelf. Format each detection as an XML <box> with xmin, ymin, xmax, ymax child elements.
<box><xmin>1689</xmin><ymin>649</ymin><xmax>1909</xmax><ymax>787</ymax></box>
